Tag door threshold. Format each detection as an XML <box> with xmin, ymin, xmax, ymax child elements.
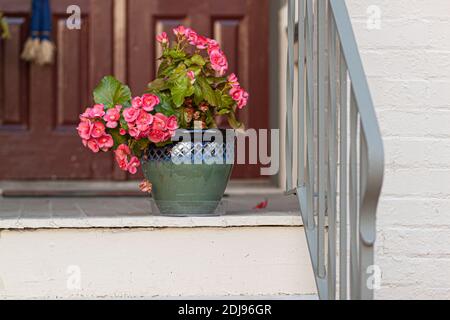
<box><xmin>0</xmin><ymin>180</ymin><xmax>282</xmax><ymax>197</ymax></box>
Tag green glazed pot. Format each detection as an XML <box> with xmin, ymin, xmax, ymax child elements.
<box><xmin>141</xmin><ymin>129</ymin><xmax>234</xmax><ymax>216</ymax></box>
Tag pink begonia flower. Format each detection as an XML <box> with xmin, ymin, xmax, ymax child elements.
<box><xmin>128</xmin><ymin>125</ymin><xmax>141</xmax><ymax>139</ymax></box>
<box><xmin>114</xmin><ymin>144</ymin><xmax>131</xmax><ymax>170</ymax></box>
<box><xmin>229</xmin><ymin>87</ymin><xmax>249</xmax><ymax>109</ymax></box>
<box><xmin>237</xmin><ymin>97</ymin><xmax>249</xmax><ymax>109</ymax></box>
<box><xmin>141</xmin><ymin>93</ymin><xmax>160</xmax><ymax>112</ymax></box>
<box><xmin>209</xmin><ymin>48</ymin><xmax>228</xmax><ymax>76</ymax></box>
<box><xmin>103</xmin><ymin>105</ymin><xmax>122</xmax><ymax>128</ymax></box>
<box><xmin>89</xmin><ymin>104</ymin><xmax>105</xmax><ymax>118</ymax></box>
<box><xmin>207</xmin><ymin>39</ymin><xmax>220</xmax><ymax>51</ymax></box>
<box><xmin>173</xmin><ymin>25</ymin><xmax>187</xmax><ymax>37</ymax></box>
<box><xmin>162</xmin><ymin>130</ymin><xmax>174</xmax><ymax>141</ymax></box>
<box><xmin>195</xmin><ymin>35</ymin><xmax>208</xmax><ymax>50</ymax></box>
<box><xmin>166</xmin><ymin>115</ymin><xmax>179</xmax><ymax>131</ymax></box>
<box><xmin>156</xmin><ymin>32</ymin><xmax>169</xmax><ymax>44</ymax></box>
<box><xmin>87</xmin><ymin>139</ymin><xmax>100</xmax><ymax>153</ymax></box>
<box><xmin>91</xmin><ymin>121</ymin><xmax>106</xmax><ymax>138</ymax></box>
<box><xmin>119</xmin><ymin>128</ymin><xmax>127</xmax><ymax>136</ymax></box>
<box><xmin>152</xmin><ymin>113</ymin><xmax>168</xmax><ymax>131</ymax></box>
<box><xmin>79</xmin><ymin>107</ymin><xmax>92</xmax><ymax>120</ymax></box>
<box><xmin>186</xmin><ymin>29</ymin><xmax>198</xmax><ymax>46</ymax></box>
<box><xmin>229</xmin><ymin>87</ymin><xmax>245</xmax><ymax>101</ymax></box>
<box><xmin>77</xmin><ymin>119</ymin><xmax>92</xmax><ymax>140</ymax></box>
<box><xmin>123</xmin><ymin>107</ymin><xmax>140</xmax><ymax>123</ymax></box>
<box><xmin>132</xmin><ymin>96</ymin><xmax>143</xmax><ymax>109</ymax></box>
<box><xmin>148</xmin><ymin>129</ymin><xmax>166</xmax><ymax>143</ymax></box>
<box><xmin>97</xmin><ymin>134</ymin><xmax>114</xmax><ymax>152</ymax></box>
<box><xmin>116</xmin><ymin>157</ymin><xmax>128</xmax><ymax>171</ymax></box>
<box><xmin>187</xmin><ymin>71</ymin><xmax>196</xmax><ymax>84</ymax></box>
<box><xmin>227</xmin><ymin>73</ymin><xmax>240</xmax><ymax>88</ymax></box>
<box><xmin>127</xmin><ymin>156</ymin><xmax>140</xmax><ymax>174</ymax></box>
<box><xmin>115</xmin><ymin>144</ymin><xmax>130</xmax><ymax>159</ymax></box>
<box><xmin>136</xmin><ymin>110</ymin><xmax>154</xmax><ymax>132</ymax></box>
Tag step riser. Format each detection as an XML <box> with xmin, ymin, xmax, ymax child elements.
<box><xmin>0</xmin><ymin>227</ymin><xmax>316</xmax><ymax>299</ymax></box>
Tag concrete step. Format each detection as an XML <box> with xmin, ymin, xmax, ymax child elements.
<box><xmin>0</xmin><ymin>194</ymin><xmax>316</xmax><ymax>299</ymax></box>
<box><xmin>0</xmin><ymin>225</ymin><xmax>316</xmax><ymax>299</ymax></box>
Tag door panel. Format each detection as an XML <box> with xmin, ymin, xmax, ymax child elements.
<box><xmin>0</xmin><ymin>0</ymin><xmax>114</xmax><ymax>179</ymax></box>
<box><xmin>0</xmin><ymin>14</ymin><xmax>29</xmax><ymax>130</ymax></box>
<box><xmin>127</xmin><ymin>0</ymin><xmax>269</xmax><ymax>179</ymax></box>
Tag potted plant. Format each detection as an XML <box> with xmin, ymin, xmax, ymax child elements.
<box><xmin>77</xmin><ymin>26</ymin><xmax>249</xmax><ymax>216</ymax></box>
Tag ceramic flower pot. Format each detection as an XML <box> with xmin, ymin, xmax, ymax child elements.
<box><xmin>141</xmin><ymin>129</ymin><xmax>234</xmax><ymax>216</ymax></box>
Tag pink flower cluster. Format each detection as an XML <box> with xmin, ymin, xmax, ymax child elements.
<box><xmin>207</xmin><ymin>41</ymin><xmax>228</xmax><ymax>76</ymax></box>
<box><xmin>156</xmin><ymin>32</ymin><xmax>169</xmax><ymax>45</ymax></box>
<box><xmin>228</xmin><ymin>73</ymin><xmax>249</xmax><ymax>109</ymax></box>
<box><xmin>122</xmin><ymin>94</ymin><xmax>178</xmax><ymax>143</ymax></box>
<box><xmin>114</xmin><ymin>144</ymin><xmax>140</xmax><ymax>174</ymax></box>
<box><xmin>149</xmin><ymin>113</ymin><xmax>179</xmax><ymax>143</ymax></box>
<box><xmin>160</xmin><ymin>26</ymin><xmax>229</xmax><ymax>76</ymax></box>
<box><xmin>77</xmin><ymin>104</ymin><xmax>114</xmax><ymax>153</ymax></box>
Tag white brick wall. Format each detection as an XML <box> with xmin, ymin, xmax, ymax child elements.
<box><xmin>347</xmin><ymin>0</ymin><xmax>450</xmax><ymax>299</ymax></box>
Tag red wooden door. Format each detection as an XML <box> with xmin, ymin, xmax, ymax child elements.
<box><xmin>127</xmin><ymin>0</ymin><xmax>269</xmax><ymax>179</ymax></box>
<box><xmin>0</xmin><ymin>0</ymin><xmax>114</xmax><ymax>179</ymax></box>
<box><xmin>0</xmin><ymin>0</ymin><xmax>268</xmax><ymax>180</ymax></box>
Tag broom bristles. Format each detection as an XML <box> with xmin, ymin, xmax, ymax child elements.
<box><xmin>35</xmin><ymin>39</ymin><xmax>55</xmax><ymax>65</ymax></box>
<box><xmin>21</xmin><ymin>38</ymin><xmax>40</xmax><ymax>61</ymax></box>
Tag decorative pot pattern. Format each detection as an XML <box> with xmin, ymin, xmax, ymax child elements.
<box><xmin>141</xmin><ymin>129</ymin><xmax>234</xmax><ymax>216</ymax></box>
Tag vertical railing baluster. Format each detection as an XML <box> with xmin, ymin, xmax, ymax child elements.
<box><xmin>327</xmin><ymin>7</ymin><xmax>338</xmax><ymax>300</ymax></box>
<box><xmin>286</xmin><ymin>0</ymin><xmax>295</xmax><ymax>192</ymax></box>
<box><xmin>339</xmin><ymin>48</ymin><xmax>348</xmax><ymax>300</ymax></box>
<box><xmin>316</xmin><ymin>0</ymin><xmax>327</xmax><ymax>279</ymax></box>
<box><xmin>349</xmin><ymin>88</ymin><xmax>360</xmax><ymax>299</ymax></box>
<box><xmin>305</xmin><ymin>0</ymin><xmax>315</xmax><ymax>229</ymax></box>
<box><xmin>298</xmin><ymin>0</ymin><xmax>306</xmax><ymax>190</ymax></box>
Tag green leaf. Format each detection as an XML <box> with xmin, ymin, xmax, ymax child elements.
<box><xmin>93</xmin><ymin>76</ymin><xmax>131</xmax><ymax>107</ymax></box>
<box><xmin>119</xmin><ymin>118</ymin><xmax>129</xmax><ymax>130</ymax></box>
<box><xmin>163</xmin><ymin>48</ymin><xmax>186</xmax><ymax>60</ymax></box>
<box><xmin>190</xmin><ymin>54</ymin><xmax>206</xmax><ymax>66</ymax></box>
<box><xmin>193</xmin><ymin>83</ymin><xmax>203</xmax><ymax>105</ymax></box>
<box><xmin>197</xmin><ymin>76</ymin><xmax>219</xmax><ymax>107</ymax></box>
<box><xmin>217</xmin><ymin>108</ymin><xmax>231</xmax><ymax>115</ymax></box>
<box><xmin>204</xmin><ymin>110</ymin><xmax>214</xmax><ymax>127</ymax></box>
<box><xmin>220</xmin><ymin>93</ymin><xmax>234</xmax><ymax>109</ymax></box>
<box><xmin>227</xmin><ymin>112</ymin><xmax>244</xmax><ymax>130</ymax></box>
<box><xmin>188</xmin><ymin>65</ymin><xmax>202</xmax><ymax>75</ymax></box>
<box><xmin>155</xmin><ymin>93</ymin><xmax>176</xmax><ymax>115</ymax></box>
<box><xmin>171</xmin><ymin>76</ymin><xmax>189</xmax><ymax>107</ymax></box>
<box><xmin>207</xmin><ymin>76</ymin><xmax>227</xmax><ymax>85</ymax></box>
<box><xmin>168</xmin><ymin>63</ymin><xmax>187</xmax><ymax>82</ymax></box>
<box><xmin>147</xmin><ymin>78</ymin><xmax>167</xmax><ymax>92</ymax></box>
<box><xmin>157</xmin><ymin>59</ymin><xmax>176</xmax><ymax>77</ymax></box>
<box><xmin>215</xmin><ymin>89</ymin><xmax>227</xmax><ymax>108</ymax></box>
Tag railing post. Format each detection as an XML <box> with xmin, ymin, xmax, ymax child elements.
<box><xmin>297</xmin><ymin>0</ymin><xmax>306</xmax><ymax>189</ymax></box>
<box><xmin>327</xmin><ymin>1</ymin><xmax>338</xmax><ymax>299</ymax></box>
<box><xmin>339</xmin><ymin>47</ymin><xmax>348</xmax><ymax>300</ymax></box>
<box><xmin>317</xmin><ymin>0</ymin><xmax>327</xmax><ymax>281</ymax></box>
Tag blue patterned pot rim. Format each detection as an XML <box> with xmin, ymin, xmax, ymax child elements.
<box><xmin>141</xmin><ymin>129</ymin><xmax>236</xmax><ymax>164</ymax></box>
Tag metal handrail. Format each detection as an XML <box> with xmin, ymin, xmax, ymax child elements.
<box><xmin>285</xmin><ymin>0</ymin><xmax>384</xmax><ymax>299</ymax></box>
